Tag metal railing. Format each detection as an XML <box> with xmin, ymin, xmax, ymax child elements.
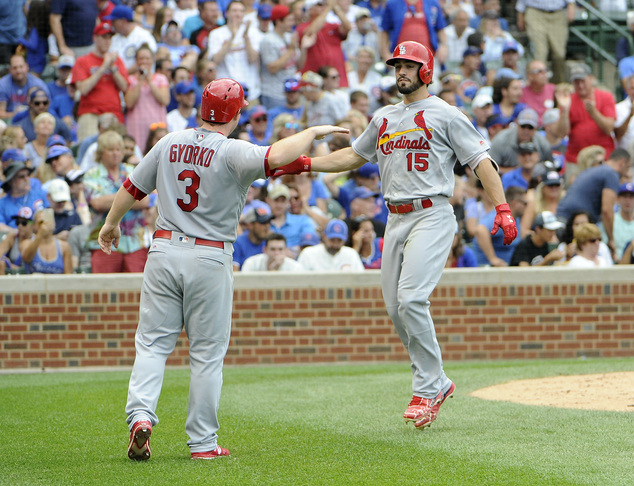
<box><xmin>569</xmin><ymin>0</ymin><xmax>633</xmax><ymax>81</ymax></box>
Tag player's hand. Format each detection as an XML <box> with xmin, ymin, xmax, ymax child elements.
<box><xmin>491</xmin><ymin>203</ymin><xmax>517</xmax><ymax>245</ymax></box>
<box><xmin>98</xmin><ymin>222</ymin><xmax>121</xmax><ymax>255</ymax></box>
<box><xmin>312</xmin><ymin>125</ymin><xmax>350</xmax><ymax>140</ymax></box>
<box><xmin>271</xmin><ymin>155</ymin><xmax>311</xmax><ymax>178</ymax></box>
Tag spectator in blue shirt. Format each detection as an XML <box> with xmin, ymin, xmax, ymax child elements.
<box><xmin>501</xmin><ymin>142</ymin><xmax>540</xmax><ymax>191</ymax></box>
<box><xmin>233</xmin><ymin>206</ymin><xmax>274</xmax><ymax>271</ymax></box>
<box><xmin>46</xmin><ymin>55</ymin><xmax>76</xmax><ymax>100</ymax></box>
<box><xmin>0</xmin><ymin>161</ymin><xmax>48</xmax><ymax>232</ymax></box>
<box><xmin>0</xmin><ymin>54</ymin><xmax>49</xmax><ymax>119</ymax></box>
<box><xmin>471</xmin><ymin>186</ymin><xmax>526</xmax><ymax>266</ymax></box>
<box><xmin>267</xmin><ymin>184</ymin><xmax>318</xmax><ymax>258</ymax></box>
<box><xmin>13</xmin><ymin>88</ymin><xmax>72</xmax><ymax>143</ymax></box>
<box><xmin>0</xmin><ymin>0</ymin><xmax>26</xmax><ymax>65</ymax></box>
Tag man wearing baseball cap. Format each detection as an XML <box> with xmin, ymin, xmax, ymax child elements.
<box><xmin>556</xmin><ymin>63</ymin><xmax>616</xmax><ymax>186</ymax></box>
<box><xmin>510</xmin><ymin>210</ymin><xmax>565</xmax><ymax>266</ymax></box>
<box><xmin>612</xmin><ymin>182</ymin><xmax>634</xmax><ymax>259</ymax></box>
<box><xmin>297</xmin><ymin>219</ymin><xmax>365</xmax><ymax>271</ymax></box>
<box><xmin>501</xmin><ymin>141</ymin><xmax>540</xmax><ymax>190</ymax></box>
<box><xmin>472</xmin><ymin>92</ymin><xmax>493</xmax><ymax>141</ymax></box>
<box><xmin>489</xmin><ymin>107</ymin><xmax>552</xmax><ymax>173</ymax></box>
<box><xmin>166</xmin><ymin>82</ymin><xmax>197</xmax><ymax>133</ymax></box>
<box><xmin>71</xmin><ymin>22</ymin><xmax>129</xmax><ymax>142</ymax></box>
<box><xmin>266</xmin><ymin>78</ymin><xmax>305</xmax><ymax>126</ymax></box>
<box><xmin>233</xmin><ymin>206</ymin><xmax>275</xmax><ymax>270</ymax></box>
<box><xmin>46</xmin><ymin>178</ymin><xmax>82</xmax><ymax>239</ymax></box>
<box><xmin>106</xmin><ymin>5</ymin><xmax>157</xmax><ymax>70</ymax></box>
<box><xmin>259</xmin><ymin>4</ymin><xmax>298</xmax><ymax>109</ymax></box>
<box><xmin>47</xmin><ymin>55</ymin><xmax>76</xmax><ymax>100</ymax></box>
<box><xmin>0</xmin><ymin>162</ymin><xmax>48</xmax><ymax>232</ymax></box>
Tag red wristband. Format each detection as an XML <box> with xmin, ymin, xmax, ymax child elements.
<box><xmin>495</xmin><ymin>203</ymin><xmax>511</xmax><ymax>213</ymax></box>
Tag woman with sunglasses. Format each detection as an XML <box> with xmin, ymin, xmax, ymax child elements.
<box><xmin>566</xmin><ymin>222</ymin><xmax>612</xmax><ymax>268</ymax></box>
<box><xmin>24</xmin><ymin>112</ymin><xmax>56</xmax><ymax>171</ymax></box>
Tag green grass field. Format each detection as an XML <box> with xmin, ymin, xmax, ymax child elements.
<box><xmin>1</xmin><ymin>358</ymin><xmax>633</xmax><ymax>486</ymax></box>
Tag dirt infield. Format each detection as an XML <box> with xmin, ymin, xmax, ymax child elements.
<box><xmin>469</xmin><ymin>372</ymin><xmax>634</xmax><ymax>412</ymax></box>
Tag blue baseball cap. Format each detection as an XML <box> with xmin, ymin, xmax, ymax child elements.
<box><xmin>45</xmin><ymin>145</ymin><xmax>72</xmax><ymax>163</ymax></box>
<box><xmin>175</xmin><ymin>81</ymin><xmax>195</xmax><ymax>95</ymax></box>
<box><xmin>300</xmin><ymin>232</ymin><xmax>321</xmax><ymax>247</ymax></box>
<box><xmin>495</xmin><ymin>67</ymin><xmax>522</xmax><ymax>80</ymax></box>
<box><xmin>324</xmin><ymin>219</ymin><xmax>348</xmax><ymax>241</ymax></box>
<box><xmin>356</xmin><ymin>162</ymin><xmax>379</xmax><ymax>178</ymax></box>
<box><xmin>463</xmin><ymin>46</ymin><xmax>482</xmax><ymax>57</ymax></box>
<box><xmin>350</xmin><ymin>186</ymin><xmax>379</xmax><ymax>202</ymax></box>
<box><xmin>619</xmin><ymin>182</ymin><xmax>634</xmax><ymax>195</ymax></box>
<box><xmin>1</xmin><ymin>148</ymin><xmax>27</xmax><ymax>165</ymax></box>
<box><xmin>46</xmin><ymin>134</ymin><xmax>66</xmax><ymax>148</ymax></box>
<box><xmin>284</xmin><ymin>78</ymin><xmax>301</xmax><ymax>93</ymax></box>
<box><xmin>257</xmin><ymin>3</ymin><xmax>272</xmax><ymax>19</ymax></box>
<box><xmin>502</xmin><ymin>40</ymin><xmax>520</xmax><ymax>53</ymax></box>
<box><xmin>104</xmin><ymin>5</ymin><xmax>134</xmax><ymax>21</ymax></box>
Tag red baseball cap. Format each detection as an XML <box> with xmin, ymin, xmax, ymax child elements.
<box><xmin>270</xmin><ymin>5</ymin><xmax>290</xmax><ymax>21</ymax></box>
<box><xmin>93</xmin><ymin>22</ymin><xmax>114</xmax><ymax>36</ymax></box>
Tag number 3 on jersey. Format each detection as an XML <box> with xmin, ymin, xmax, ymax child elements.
<box><xmin>407</xmin><ymin>153</ymin><xmax>429</xmax><ymax>172</ymax></box>
<box><xmin>178</xmin><ymin>169</ymin><xmax>200</xmax><ymax>211</ymax></box>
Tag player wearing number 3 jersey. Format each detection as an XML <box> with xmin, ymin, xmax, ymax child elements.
<box><xmin>98</xmin><ymin>78</ymin><xmax>347</xmax><ymax>460</ymax></box>
<box><xmin>274</xmin><ymin>41</ymin><xmax>517</xmax><ymax>429</ymax></box>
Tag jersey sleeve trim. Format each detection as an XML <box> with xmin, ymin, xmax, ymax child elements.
<box><xmin>471</xmin><ymin>153</ymin><xmax>499</xmax><ymax>179</ymax></box>
<box><xmin>263</xmin><ymin>146</ymin><xmax>273</xmax><ymax>177</ymax></box>
<box><xmin>123</xmin><ymin>178</ymin><xmax>148</xmax><ymax>201</ymax></box>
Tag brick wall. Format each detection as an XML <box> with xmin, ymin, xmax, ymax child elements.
<box><xmin>1</xmin><ymin>267</ymin><xmax>633</xmax><ymax>369</ymax></box>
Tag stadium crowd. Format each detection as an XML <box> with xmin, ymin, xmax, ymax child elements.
<box><xmin>0</xmin><ymin>0</ymin><xmax>633</xmax><ymax>275</ymax></box>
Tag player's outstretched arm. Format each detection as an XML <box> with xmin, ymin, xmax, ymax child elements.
<box><xmin>267</xmin><ymin>125</ymin><xmax>350</xmax><ymax>169</ymax></box>
<box><xmin>311</xmin><ymin>147</ymin><xmax>367</xmax><ymax>173</ymax></box>
<box><xmin>98</xmin><ymin>186</ymin><xmax>137</xmax><ymax>254</ymax></box>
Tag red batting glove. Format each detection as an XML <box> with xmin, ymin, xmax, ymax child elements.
<box><xmin>491</xmin><ymin>203</ymin><xmax>517</xmax><ymax>245</ymax></box>
<box><xmin>269</xmin><ymin>155</ymin><xmax>312</xmax><ymax>178</ymax></box>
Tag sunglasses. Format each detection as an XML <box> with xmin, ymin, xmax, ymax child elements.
<box><xmin>528</xmin><ymin>69</ymin><xmax>547</xmax><ymax>75</ymax></box>
<box><xmin>284</xmin><ymin>122</ymin><xmax>299</xmax><ymax>130</ymax></box>
<box><xmin>150</xmin><ymin>122</ymin><xmax>166</xmax><ymax>130</ymax></box>
<box><xmin>33</xmin><ymin>100</ymin><xmax>49</xmax><ymax>106</ymax></box>
<box><xmin>253</xmin><ymin>116</ymin><xmax>267</xmax><ymax>122</ymax></box>
<box><xmin>17</xmin><ymin>219</ymin><xmax>32</xmax><ymax>226</ymax></box>
<box><xmin>520</xmin><ymin>124</ymin><xmax>535</xmax><ymax>130</ymax></box>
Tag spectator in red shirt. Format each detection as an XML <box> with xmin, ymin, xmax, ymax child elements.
<box><xmin>71</xmin><ymin>22</ymin><xmax>129</xmax><ymax>143</ymax></box>
<box><xmin>297</xmin><ymin>0</ymin><xmax>352</xmax><ymax>88</ymax></box>
<box><xmin>556</xmin><ymin>63</ymin><xmax>616</xmax><ymax>186</ymax></box>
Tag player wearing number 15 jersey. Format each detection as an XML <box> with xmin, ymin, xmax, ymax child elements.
<box><xmin>271</xmin><ymin>42</ymin><xmax>518</xmax><ymax>429</ymax></box>
<box><xmin>97</xmin><ymin>78</ymin><xmax>347</xmax><ymax>460</ymax></box>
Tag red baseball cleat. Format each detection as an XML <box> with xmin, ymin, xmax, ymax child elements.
<box><xmin>191</xmin><ymin>445</ymin><xmax>231</xmax><ymax>460</ymax></box>
<box><xmin>128</xmin><ymin>420</ymin><xmax>152</xmax><ymax>460</ymax></box>
<box><xmin>404</xmin><ymin>381</ymin><xmax>456</xmax><ymax>429</ymax></box>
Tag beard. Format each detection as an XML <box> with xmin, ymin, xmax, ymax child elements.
<box><xmin>397</xmin><ymin>76</ymin><xmax>423</xmax><ymax>95</ymax></box>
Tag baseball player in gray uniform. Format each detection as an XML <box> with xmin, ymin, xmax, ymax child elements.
<box><xmin>98</xmin><ymin>78</ymin><xmax>346</xmax><ymax>460</ymax></box>
<box><xmin>274</xmin><ymin>42</ymin><xmax>517</xmax><ymax>429</ymax></box>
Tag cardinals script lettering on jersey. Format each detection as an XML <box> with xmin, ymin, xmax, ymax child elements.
<box><xmin>376</xmin><ymin>111</ymin><xmax>433</xmax><ymax>155</ymax></box>
<box><xmin>169</xmin><ymin>144</ymin><xmax>215</xmax><ymax>167</ymax></box>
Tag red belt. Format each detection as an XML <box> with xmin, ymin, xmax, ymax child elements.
<box><xmin>387</xmin><ymin>198</ymin><xmax>433</xmax><ymax>214</ymax></box>
<box><xmin>153</xmin><ymin>230</ymin><xmax>224</xmax><ymax>249</ymax></box>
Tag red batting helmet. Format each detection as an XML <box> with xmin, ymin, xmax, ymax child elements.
<box><xmin>386</xmin><ymin>41</ymin><xmax>434</xmax><ymax>85</ymax></box>
<box><xmin>201</xmin><ymin>78</ymin><xmax>249</xmax><ymax>124</ymax></box>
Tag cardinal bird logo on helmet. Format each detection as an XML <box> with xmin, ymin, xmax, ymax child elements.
<box><xmin>414</xmin><ymin>111</ymin><xmax>433</xmax><ymax>140</ymax></box>
<box><xmin>377</xmin><ymin>118</ymin><xmax>389</xmax><ymax>149</ymax></box>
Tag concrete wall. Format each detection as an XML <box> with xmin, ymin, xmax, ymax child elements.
<box><xmin>1</xmin><ymin>267</ymin><xmax>633</xmax><ymax>369</ymax></box>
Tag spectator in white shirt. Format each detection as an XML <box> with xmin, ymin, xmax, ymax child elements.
<box><xmin>166</xmin><ymin>81</ymin><xmax>196</xmax><ymax>132</ymax></box>
<box><xmin>298</xmin><ymin>219</ymin><xmax>365</xmax><ymax>271</ymax></box>
<box><xmin>106</xmin><ymin>5</ymin><xmax>158</xmax><ymax>71</ymax></box>
<box><xmin>241</xmin><ymin>233</ymin><xmax>304</xmax><ymax>272</ymax></box>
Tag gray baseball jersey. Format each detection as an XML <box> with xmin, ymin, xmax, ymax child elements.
<box><xmin>130</xmin><ymin>128</ymin><xmax>269</xmax><ymax>242</ymax></box>
<box><xmin>351</xmin><ymin>95</ymin><xmax>489</xmax><ymax>401</ymax></box>
<box><xmin>125</xmin><ymin>127</ymin><xmax>269</xmax><ymax>454</ymax></box>
<box><xmin>352</xmin><ymin>96</ymin><xmax>489</xmax><ymax>204</ymax></box>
